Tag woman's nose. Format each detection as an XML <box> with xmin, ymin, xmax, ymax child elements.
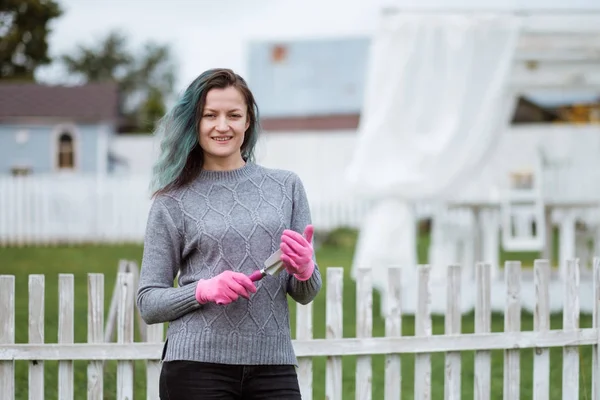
<box><xmin>216</xmin><ymin>117</ymin><xmax>229</xmax><ymax>131</ymax></box>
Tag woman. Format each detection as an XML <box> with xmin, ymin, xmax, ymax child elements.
<box><xmin>136</xmin><ymin>68</ymin><xmax>321</xmax><ymax>399</ymax></box>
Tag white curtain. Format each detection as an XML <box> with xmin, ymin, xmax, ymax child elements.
<box><xmin>345</xmin><ymin>12</ymin><xmax>521</xmax><ymax>298</ymax></box>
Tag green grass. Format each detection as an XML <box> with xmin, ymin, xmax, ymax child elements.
<box><xmin>0</xmin><ymin>231</ymin><xmax>595</xmax><ymax>399</ymax></box>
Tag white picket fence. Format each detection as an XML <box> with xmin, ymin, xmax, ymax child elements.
<box><xmin>0</xmin><ymin>258</ymin><xmax>599</xmax><ymax>399</ymax></box>
<box><xmin>0</xmin><ymin>174</ymin><xmax>374</xmax><ymax>246</ymax></box>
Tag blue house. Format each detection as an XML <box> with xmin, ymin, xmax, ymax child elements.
<box><xmin>246</xmin><ymin>37</ymin><xmax>371</xmax><ymax>131</ymax></box>
<box><xmin>0</xmin><ymin>82</ymin><xmax>120</xmax><ymax>176</ymax></box>
<box><xmin>246</xmin><ymin>37</ymin><xmax>564</xmax><ymax>131</ymax></box>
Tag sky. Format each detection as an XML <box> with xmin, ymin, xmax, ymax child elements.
<box><xmin>36</xmin><ymin>0</ymin><xmax>600</xmax><ymax>105</ymax></box>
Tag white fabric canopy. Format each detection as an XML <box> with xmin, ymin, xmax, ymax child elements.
<box><xmin>345</xmin><ymin>12</ymin><xmax>521</xmax><ymax>297</ymax></box>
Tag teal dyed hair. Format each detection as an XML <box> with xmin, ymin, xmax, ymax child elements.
<box><xmin>149</xmin><ymin>68</ymin><xmax>260</xmax><ymax>196</ymax></box>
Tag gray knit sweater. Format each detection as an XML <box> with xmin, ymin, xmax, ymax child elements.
<box><xmin>136</xmin><ymin>162</ymin><xmax>322</xmax><ymax>366</ymax></box>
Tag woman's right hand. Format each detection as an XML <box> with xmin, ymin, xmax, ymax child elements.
<box><xmin>195</xmin><ymin>270</ymin><xmax>257</xmax><ymax>305</ymax></box>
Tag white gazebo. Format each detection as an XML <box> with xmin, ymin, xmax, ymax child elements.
<box><xmin>345</xmin><ymin>9</ymin><xmax>600</xmax><ymax>313</ymax></box>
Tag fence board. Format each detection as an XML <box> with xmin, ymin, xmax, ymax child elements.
<box><xmin>29</xmin><ymin>275</ymin><xmax>44</xmax><ymax>400</ymax></box>
<box><xmin>0</xmin><ymin>175</ymin><xmax>372</xmax><ymax>246</ymax></box>
<box><xmin>0</xmin><ymin>276</ymin><xmax>15</xmax><ymax>400</ymax></box>
<box><xmin>415</xmin><ymin>265</ymin><xmax>432</xmax><ymax>400</ymax></box>
<box><xmin>326</xmin><ymin>267</ymin><xmax>343</xmax><ymax>400</ymax></box>
<box><xmin>533</xmin><ymin>260</ymin><xmax>550</xmax><ymax>400</ymax></box>
<box><xmin>87</xmin><ymin>274</ymin><xmax>104</xmax><ymax>400</ymax></box>
<box><xmin>1</xmin><ymin>328</ymin><xmax>598</xmax><ymax>360</ymax></box>
<box><xmin>444</xmin><ymin>265</ymin><xmax>461</xmax><ymax>400</ymax></box>
<box><xmin>296</xmin><ymin>301</ymin><xmax>313</xmax><ymax>400</ymax></box>
<box><xmin>593</xmin><ymin>258</ymin><xmax>600</xmax><ymax>400</ymax></box>
<box><xmin>474</xmin><ymin>263</ymin><xmax>491</xmax><ymax>400</ymax></box>
<box><xmin>503</xmin><ymin>261</ymin><xmax>521</xmax><ymax>400</ymax></box>
<box><xmin>146</xmin><ymin>323</ymin><xmax>164</xmax><ymax>400</ymax></box>
<box><xmin>562</xmin><ymin>259</ymin><xmax>580</xmax><ymax>399</ymax></box>
<box><xmin>356</xmin><ymin>268</ymin><xmax>373</xmax><ymax>400</ymax></box>
<box><xmin>0</xmin><ymin>258</ymin><xmax>599</xmax><ymax>399</ymax></box>
<box><xmin>384</xmin><ymin>267</ymin><xmax>402</xmax><ymax>400</ymax></box>
<box><xmin>117</xmin><ymin>272</ymin><xmax>134</xmax><ymax>400</ymax></box>
<box><xmin>58</xmin><ymin>274</ymin><xmax>74</xmax><ymax>400</ymax></box>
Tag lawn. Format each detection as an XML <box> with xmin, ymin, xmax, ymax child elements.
<box><xmin>0</xmin><ymin>229</ymin><xmax>595</xmax><ymax>399</ymax></box>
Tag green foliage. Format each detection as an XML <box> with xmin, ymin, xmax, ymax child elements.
<box><xmin>61</xmin><ymin>31</ymin><xmax>132</xmax><ymax>82</ymax></box>
<box><xmin>0</xmin><ymin>0</ymin><xmax>63</xmax><ymax>81</ymax></box>
<box><xmin>60</xmin><ymin>30</ymin><xmax>177</xmax><ymax>133</ymax></box>
<box><xmin>139</xmin><ymin>87</ymin><xmax>166</xmax><ymax>132</ymax></box>
<box><xmin>319</xmin><ymin>226</ymin><xmax>358</xmax><ymax>249</ymax></box>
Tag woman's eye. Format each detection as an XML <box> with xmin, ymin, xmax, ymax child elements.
<box><xmin>231</xmin><ymin>114</ymin><xmax>242</xmax><ymax>118</ymax></box>
<box><xmin>203</xmin><ymin>114</ymin><xmax>215</xmax><ymax>118</ymax></box>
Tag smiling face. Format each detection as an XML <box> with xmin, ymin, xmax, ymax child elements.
<box><xmin>198</xmin><ymin>86</ymin><xmax>250</xmax><ymax>171</ymax></box>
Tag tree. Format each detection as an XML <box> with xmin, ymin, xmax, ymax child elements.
<box><xmin>61</xmin><ymin>31</ymin><xmax>177</xmax><ymax>133</ymax></box>
<box><xmin>0</xmin><ymin>0</ymin><xmax>63</xmax><ymax>81</ymax></box>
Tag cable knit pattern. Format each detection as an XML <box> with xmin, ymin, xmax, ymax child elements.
<box><xmin>137</xmin><ymin>162</ymin><xmax>322</xmax><ymax>366</ymax></box>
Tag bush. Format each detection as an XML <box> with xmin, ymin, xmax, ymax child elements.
<box><xmin>318</xmin><ymin>227</ymin><xmax>358</xmax><ymax>249</ymax></box>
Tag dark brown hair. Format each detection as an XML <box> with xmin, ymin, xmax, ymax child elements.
<box><xmin>150</xmin><ymin>68</ymin><xmax>260</xmax><ymax>196</ymax></box>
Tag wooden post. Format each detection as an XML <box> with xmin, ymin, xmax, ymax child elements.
<box><xmin>533</xmin><ymin>260</ymin><xmax>550</xmax><ymax>400</ymax></box>
<box><xmin>562</xmin><ymin>259</ymin><xmax>580</xmax><ymax>398</ymax></box>
<box><xmin>474</xmin><ymin>263</ymin><xmax>491</xmax><ymax>400</ymax></box>
<box><xmin>325</xmin><ymin>267</ymin><xmax>343</xmax><ymax>400</ymax></box>
<box><xmin>503</xmin><ymin>261</ymin><xmax>521</xmax><ymax>400</ymax></box>
<box><xmin>87</xmin><ymin>274</ymin><xmax>104</xmax><ymax>400</ymax></box>
<box><xmin>356</xmin><ymin>268</ymin><xmax>373</xmax><ymax>400</ymax></box>
<box><xmin>444</xmin><ymin>265</ymin><xmax>461</xmax><ymax>400</ymax></box>
<box><xmin>415</xmin><ymin>265</ymin><xmax>432</xmax><ymax>400</ymax></box>
<box><xmin>0</xmin><ymin>276</ymin><xmax>15</xmax><ymax>399</ymax></box>
<box><xmin>58</xmin><ymin>274</ymin><xmax>74</xmax><ymax>400</ymax></box>
<box><xmin>592</xmin><ymin>257</ymin><xmax>600</xmax><ymax>400</ymax></box>
<box><xmin>296</xmin><ymin>298</ymin><xmax>313</xmax><ymax>399</ymax></box>
<box><xmin>105</xmin><ymin>259</ymin><xmax>147</xmax><ymax>342</ymax></box>
<box><xmin>384</xmin><ymin>267</ymin><xmax>402</xmax><ymax>400</ymax></box>
<box><xmin>116</xmin><ymin>272</ymin><xmax>135</xmax><ymax>400</ymax></box>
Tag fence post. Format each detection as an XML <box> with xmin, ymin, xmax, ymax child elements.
<box><xmin>415</xmin><ymin>265</ymin><xmax>432</xmax><ymax>400</ymax></box>
<box><xmin>533</xmin><ymin>260</ymin><xmax>550</xmax><ymax>400</ymax></box>
<box><xmin>384</xmin><ymin>267</ymin><xmax>402</xmax><ymax>400</ymax></box>
<box><xmin>0</xmin><ymin>276</ymin><xmax>15</xmax><ymax>399</ymax></box>
<box><xmin>87</xmin><ymin>273</ymin><xmax>104</xmax><ymax>400</ymax></box>
<box><xmin>503</xmin><ymin>261</ymin><xmax>521</xmax><ymax>400</ymax></box>
<box><xmin>593</xmin><ymin>257</ymin><xmax>600</xmax><ymax>400</ymax></box>
<box><xmin>296</xmin><ymin>300</ymin><xmax>313</xmax><ymax>400</ymax></box>
<box><xmin>325</xmin><ymin>267</ymin><xmax>343</xmax><ymax>400</ymax></box>
<box><xmin>474</xmin><ymin>263</ymin><xmax>491</xmax><ymax>400</ymax></box>
<box><xmin>356</xmin><ymin>267</ymin><xmax>373</xmax><ymax>400</ymax></box>
<box><xmin>563</xmin><ymin>259</ymin><xmax>580</xmax><ymax>399</ymax></box>
<box><xmin>146</xmin><ymin>322</ymin><xmax>164</xmax><ymax>400</ymax></box>
<box><xmin>117</xmin><ymin>272</ymin><xmax>135</xmax><ymax>400</ymax></box>
<box><xmin>58</xmin><ymin>274</ymin><xmax>74</xmax><ymax>400</ymax></box>
<box><xmin>29</xmin><ymin>275</ymin><xmax>45</xmax><ymax>400</ymax></box>
<box><xmin>444</xmin><ymin>265</ymin><xmax>461</xmax><ymax>400</ymax></box>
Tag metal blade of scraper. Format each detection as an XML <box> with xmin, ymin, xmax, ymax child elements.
<box><xmin>248</xmin><ymin>249</ymin><xmax>285</xmax><ymax>282</ymax></box>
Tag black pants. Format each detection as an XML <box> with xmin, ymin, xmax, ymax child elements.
<box><xmin>159</xmin><ymin>360</ymin><xmax>302</xmax><ymax>399</ymax></box>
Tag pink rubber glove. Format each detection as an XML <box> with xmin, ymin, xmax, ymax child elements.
<box><xmin>195</xmin><ymin>270</ymin><xmax>257</xmax><ymax>305</ymax></box>
<box><xmin>280</xmin><ymin>225</ymin><xmax>315</xmax><ymax>281</ymax></box>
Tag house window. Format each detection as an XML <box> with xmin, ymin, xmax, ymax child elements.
<box><xmin>57</xmin><ymin>132</ymin><xmax>75</xmax><ymax>169</ymax></box>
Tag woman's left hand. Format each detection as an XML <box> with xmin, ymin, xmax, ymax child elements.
<box><xmin>280</xmin><ymin>225</ymin><xmax>315</xmax><ymax>281</ymax></box>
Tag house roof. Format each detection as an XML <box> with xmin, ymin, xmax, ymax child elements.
<box><xmin>0</xmin><ymin>81</ymin><xmax>119</xmax><ymax>122</ymax></box>
<box><xmin>259</xmin><ymin>97</ymin><xmax>564</xmax><ymax>131</ymax></box>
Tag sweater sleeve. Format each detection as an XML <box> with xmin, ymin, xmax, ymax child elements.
<box><xmin>286</xmin><ymin>174</ymin><xmax>323</xmax><ymax>305</ymax></box>
<box><xmin>136</xmin><ymin>197</ymin><xmax>201</xmax><ymax>324</ymax></box>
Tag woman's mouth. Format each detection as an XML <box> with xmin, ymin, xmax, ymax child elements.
<box><xmin>212</xmin><ymin>136</ymin><xmax>232</xmax><ymax>142</ymax></box>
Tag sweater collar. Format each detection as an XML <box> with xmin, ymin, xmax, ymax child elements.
<box><xmin>197</xmin><ymin>162</ymin><xmax>260</xmax><ymax>183</ymax></box>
